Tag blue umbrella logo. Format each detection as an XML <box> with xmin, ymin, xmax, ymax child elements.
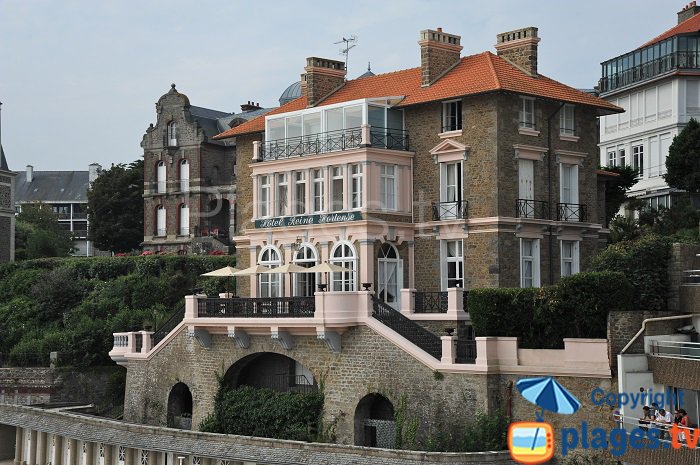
<box><xmin>517</xmin><ymin>376</ymin><xmax>581</xmax><ymax>421</ymax></box>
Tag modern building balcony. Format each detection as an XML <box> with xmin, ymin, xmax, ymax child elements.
<box><xmin>431</xmin><ymin>200</ymin><xmax>469</xmax><ymax>221</ymax></box>
<box><xmin>256</xmin><ymin>125</ymin><xmax>409</xmax><ymax>162</ymax></box>
<box><xmin>556</xmin><ymin>202</ymin><xmax>588</xmax><ymax>222</ymax></box>
<box><xmin>515</xmin><ymin>199</ymin><xmax>550</xmax><ymax>220</ymax></box>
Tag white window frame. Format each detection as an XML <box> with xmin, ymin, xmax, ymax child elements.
<box><xmin>618</xmin><ymin>147</ymin><xmax>627</xmax><ymax>167</ymax></box>
<box><xmin>560</xmin><ymin>240</ymin><xmax>580</xmax><ymax>277</ymax></box>
<box><xmin>156</xmin><ymin>205</ymin><xmax>166</xmax><ymax>236</ymax></box>
<box><xmin>560</xmin><ymin>104</ymin><xmax>575</xmax><ymax>136</ymax></box>
<box><xmin>331</xmin><ymin>166</ymin><xmax>344</xmax><ymax>212</ymax></box>
<box><xmin>157</xmin><ymin>161</ymin><xmax>166</xmax><ymax>193</ymax></box>
<box><xmin>607</xmin><ymin>149</ymin><xmax>616</xmax><ymax>167</ymax></box>
<box><xmin>351</xmin><ymin>163</ymin><xmax>363</xmax><ymax>209</ymax></box>
<box><xmin>293</xmin><ymin>243</ymin><xmax>318</xmax><ymax>296</ymax></box>
<box><xmin>520</xmin><ymin>238</ymin><xmax>541</xmax><ymax>288</ymax></box>
<box><xmin>276</xmin><ymin>173</ymin><xmax>289</xmax><ymax>217</ymax></box>
<box><xmin>179</xmin><ymin>204</ymin><xmax>189</xmax><ymax>236</ymax></box>
<box><xmin>179</xmin><ymin>159</ymin><xmax>190</xmax><ymax>192</ymax></box>
<box><xmin>632</xmin><ymin>144</ymin><xmax>644</xmax><ymax>178</ymax></box>
<box><xmin>441</xmin><ymin>240</ymin><xmax>464</xmax><ymax>290</ymax></box>
<box><xmin>313</xmin><ymin>169</ymin><xmax>324</xmax><ymax>212</ymax></box>
<box><xmin>330</xmin><ymin>241</ymin><xmax>357</xmax><ymax>291</ymax></box>
<box><xmin>519</xmin><ymin>97</ymin><xmax>536</xmax><ymax>129</ymax></box>
<box><xmin>259</xmin><ymin>245</ymin><xmax>282</xmax><ymax>297</ymax></box>
<box><xmin>259</xmin><ymin>175</ymin><xmax>271</xmax><ymax>218</ymax></box>
<box><xmin>167</xmin><ymin>122</ymin><xmax>177</xmax><ymax>147</ymax></box>
<box><xmin>294</xmin><ymin>171</ymin><xmax>306</xmax><ymax>215</ymax></box>
<box><xmin>380</xmin><ymin>164</ymin><xmax>397</xmax><ymax>210</ymax></box>
<box><xmin>560</xmin><ymin>163</ymin><xmax>579</xmax><ymax>204</ymax></box>
<box><xmin>442</xmin><ymin>99</ymin><xmax>462</xmax><ymax>132</ymax></box>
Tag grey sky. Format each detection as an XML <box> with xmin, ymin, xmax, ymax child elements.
<box><xmin>0</xmin><ymin>0</ymin><xmax>681</xmax><ymax>171</ymax></box>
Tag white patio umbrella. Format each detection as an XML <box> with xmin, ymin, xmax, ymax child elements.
<box><xmin>200</xmin><ymin>266</ymin><xmax>241</xmax><ymax>295</ymax></box>
<box><xmin>303</xmin><ymin>262</ymin><xmax>354</xmax><ymax>291</ymax></box>
<box><xmin>232</xmin><ymin>264</ymin><xmax>272</xmax><ymax>276</ymax></box>
<box><xmin>262</xmin><ymin>263</ymin><xmax>309</xmax><ymax>296</ymax></box>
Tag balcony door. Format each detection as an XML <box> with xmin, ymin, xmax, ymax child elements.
<box><xmin>377</xmin><ymin>243</ymin><xmax>402</xmax><ymax>310</ymax></box>
<box><xmin>439</xmin><ymin>161</ymin><xmax>463</xmax><ymax>219</ymax></box>
<box><xmin>519</xmin><ymin>159</ymin><xmax>534</xmax><ymax>218</ymax></box>
<box><xmin>560</xmin><ymin>163</ymin><xmax>579</xmax><ymax>221</ymax></box>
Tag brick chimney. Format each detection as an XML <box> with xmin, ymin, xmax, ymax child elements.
<box><xmin>240</xmin><ymin>101</ymin><xmax>262</xmax><ymax>112</ymax></box>
<box><xmin>495</xmin><ymin>27</ymin><xmax>540</xmax><ymax>77</ymax></box>
<box><xmin>678</xmin><ymin>1</ymin><xmax>700</xmax><ymax>23</ymax></box>
<box><xmin>300</xmin><ymin>57</ymin><xmax>346</xmax><ymax>107</ymax></box>
<box><xmin>418</xmin><ymin>28</ymin><xmax>462</xmax><ymax>87</ymax></box>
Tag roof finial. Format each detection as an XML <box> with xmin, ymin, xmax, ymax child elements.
<box><xmin>171</xmin><ymin>83</ymin><xmax>177</xmax><ymax>91</ymax></box>
<box><xmin>367</xmin><ymin>61</ymin><xmax>371</xmax><ymax>72</ymax></box>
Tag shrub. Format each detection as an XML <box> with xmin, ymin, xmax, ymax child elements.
<box><xmin>461</xmin><ymin>411</ymin><xmax>509</xmax><ymax>452</ymax></box>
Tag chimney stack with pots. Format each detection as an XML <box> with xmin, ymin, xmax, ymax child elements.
<box><xmin>495</xmin><ymin>27</ymin><xmax>540</xmax><ymax>77</ymax></box>
<box><xmin>678</xmin><ymin>1</ymin><xmax>700</xmax><ymax>24</ymax></box>
<box><xmin>300</xmin><ymin>57</ymin><xmax>347</xmax><ymax>107</ymax></box>
<box><xmin>418</xmin><ymin>27</ymin><xmax>463</xmax><ymax>87</ymax></box>
<box><xmin>240</xmin><ymin>101</ymin><xmax>263</xmax><ymax>112</ymax></box>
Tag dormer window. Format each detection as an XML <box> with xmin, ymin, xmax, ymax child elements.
<box><xmin>442</xmin><ymin>100</ymin><xmax>462</xmax><ymax>132</ymax></box>
<box><xmin>519</xmin><ymin>97</ymin><xmax>536</xmax><ymax>130</ymax></box>
<box><xmin>167</xmin><ymin>122</ymin><xmax>177</xmax><ymax>147</ymax></box>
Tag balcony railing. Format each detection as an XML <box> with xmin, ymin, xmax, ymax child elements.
<box><xmin>650</xmin><ymin>340</ymin><xmax>700</xmax><ymax>360</ymax></box>
<box><xmin>260</xmin><ymin>126</ymin><xmax>409</xmax><ymax>161</ymax></box>
<box><xmin>516</xmin><ymin>199</ymin><xmax>550</xmax><ymax>220</ymax></box>
<box><xmin>414</xmin><ymin>291</ymin><xmax>447</xmax><ymax>313</ymax></box>
<box><xmin>372</xmin><ymin>295</ymin><xmax>442</xmax><ymax>359</ymax></box>
<box><xmin>151</xmin><ymin>303</ymin><xmax>185</xmax><ymax>348</ymax></box>
<box><xmin>431</xmin><ymin>200</ymin><xmax>469</xmax><ymax>221</ymax></box>
<box><xmin>557</xmin><ymin>203</ymin><xmax>588</xmax><ymax>222</ymax></box>
<box><xmin>197</xmin><ymin>297</ymin><xmax>315</xmax><ymax>318</ymax></box>
<box><xmin>600</xmin><ymin>51</ymin><xmax>700</xmax><ymax>94</ymax></box>
<box><xmin>456</xmin><ymin>339</ymin><xmax>476</xmax><ymax>364</ymax></box>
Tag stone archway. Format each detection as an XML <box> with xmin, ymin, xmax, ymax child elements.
<box><xmin>354</xmin><ymin>393</ymin><xmax>395</xmax><ymax>448</ymax></box>
<box><xmin>224</xmin><ymin>352</ymin><xmax>316</xmax><ymax>393</ymax></box>
<box><xmin>167</xmin><ymin>382</ymin><xmax>193</xmax><ymax>429</ymax></box>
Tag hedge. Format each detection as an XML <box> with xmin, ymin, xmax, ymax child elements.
<box><xmin>469</xmin><ymin>271</ymin><xmax>633</xmax><ymax>349</ymax></box>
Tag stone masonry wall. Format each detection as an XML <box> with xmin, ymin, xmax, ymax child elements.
<box><xmin>420</xmin><ymin>46</ymin><xmax>460</xmax><ymax>86</ymax></box>
<box><xmin>668</xmin><ymin>242</ymin><xmax>700</xmax><ymax>312</ymax></box>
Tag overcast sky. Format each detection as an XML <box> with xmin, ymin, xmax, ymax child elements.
<box><xmin>0</xmin><ymin>0</ymin><xmax>683</xmax><ymax>171</ymax></box>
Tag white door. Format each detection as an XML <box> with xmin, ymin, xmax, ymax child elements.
<box><xmin>518</xmin><ymin>159</ymin><xmax>534</xmax><ymax>200</ymax></box>
<box><xmin>157</xmin><ymin>162</ymin><xmax>166</xmax><ymax>193</ymax></box>
<box><xmin>377</xmin><ymin>243</ymin><xmax>402</xmax><ymax>310</ymax></box>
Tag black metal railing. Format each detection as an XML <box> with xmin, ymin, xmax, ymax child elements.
<box><xmin>197</xmin><ymin>297</ymin><xmax>315</xmax><ymax>318</ymax></box>
<box><xmin>414</xmin><ymin>291</ymin><xmax>448</xmax><ymax>313</ymax></box>
<box><xmin>556</xmin><ymin>203</ymin><xmax>588</xmax><ymax>222</ymax></box>
<box><xmin>516</xmin><ymin>199</ymin><xmax>550</xmax><ymax>220</ymax></box>
<box><xmin>600</xmin><ymin>51</ymin><xmax>700</xmax><ymax>94</ymax></box>
<box><xmin>371</xmin><ymin>296</ymin><xmax>442</xmax><ymax>359</ymax></box>
<box><xmin>462</xmin><ymin>290</ymin><xmax>469</xmax><ymax>313</ymax></box>
<box><xmin>456</xmin><ymin>340</ymin><xmax>477</xmax><ymax>364</ymax></box>
<box><xmin>432</xmin><ymin>200</ymin><xmax>469</xmax><ymax>221</ymax></box>
<box><xmin>249</xmin><ymin>373</ymin><xmax>317</xmax><ymax>394</ymax></box>
<box><xmin>151</xmin><ymin>302</ymin><xmax>186</xmax><ymax>348</ymax></box>
<box><xmin>369</xmin><ymin>127</ymin><xmax>410</xmax><ymax>151</ymax></box>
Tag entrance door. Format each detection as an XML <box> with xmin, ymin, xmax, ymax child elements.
<box><xmin>377</xmin><ymin>243</ymin><xmax>402</xmax><ymax>310</ymax></box>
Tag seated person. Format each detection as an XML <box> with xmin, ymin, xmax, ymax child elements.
<box><xmin>655</xmin><ymin>408</ymin><xmax>673</xmax><ymax>439</ymax></box>
<box><xmin>639</xmin><ymin>406</ymin><xmax>652</xmax><ymax>430</ymax></box>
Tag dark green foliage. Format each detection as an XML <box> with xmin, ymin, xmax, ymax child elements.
<box><xmin>608</xmin><ymin>215</ymin><xmax>642</xmax><ymax>243</ymax></box>
<box><xmin>590</xmin><ymin>234</ymin><xmax>671</xmax><ymax>311</ymax></box>
<box><xmin>87</xmin><ymin>160</ymin><xmax>144</xmax><ymax>253</ymax></box>
<box><xmin>15</xmin><ymin>203</ymin><xmax>74</xmax><ymax>259</ymax></box>
<box><xmin>665</xmin><ymin>118</ymin><xmax>700</xmax><ymax>192</ymax></box>
<box><xmin>0</xmin><ymin>255</ymin><xmax>235</xmax><ymax>367</ymax></box>
<box><xmin>638</xmin><ymin>198</ymin><xmax>700</xmax><ymax>238</ymax></box>
<box><xmin>461</xmin><ymin>411</ymin><xmax>509</xmax><ymax>452</ymax></box>
<box><xmin>599</xmin><ymin>165</ymin><xmax>639</xmax><ymax>225</ymax></box>
<box><xmin>469</xmin><ymin>272</ymin><xmax>633</xmax><ymax>348</ymax></box>
<box><xmin>200</xmin><ymin>385</ymin><xmax>324</xmax><ymax>442</ymax></box>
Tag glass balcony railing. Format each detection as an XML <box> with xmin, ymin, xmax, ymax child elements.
<box><xmin>600</xmin><ymin>50</ymin><xmax>700</xmax><ymax>93</ymax></box>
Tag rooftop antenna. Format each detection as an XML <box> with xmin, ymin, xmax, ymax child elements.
<box><xmin>334</xmin><ymin>35</ymin><xmax>357</xmax><ymax>73</ymax></box>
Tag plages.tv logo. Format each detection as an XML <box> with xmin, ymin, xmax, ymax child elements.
<box><xmin>508</xmin><ymin>377</ymin><xmax>581</xmax><ymax>465</ymax></box>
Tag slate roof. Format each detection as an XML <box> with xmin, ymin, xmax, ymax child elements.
<box><xmin>15</xmin><ymin>170</ymin><xmax>89</xmax><ymax>203</ymax></box>
<box><xmin>279</xmin><ymin>81</ymin><xmax>302</xmax><ymax>106</ymax></box>
<box><xmin>639</xmin><ymin>11</ymin><xmax>700</xmax><ymax>48</ymax></box>
<box><xmin>0</xmin><ymin>145</ymin><xmax>8</xmax><ymax>171</ymax></box>
<box><xmin>216</xmin><ymin>51</ymin><xmax>622</xmax><ymax>140</ymax></box>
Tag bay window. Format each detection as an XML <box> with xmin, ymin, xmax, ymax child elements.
<box><xmin>380</xmin><ymin>165</ymin><xmax>397</xmax><ymax>210</ymax></box>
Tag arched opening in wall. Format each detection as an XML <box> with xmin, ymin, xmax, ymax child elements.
<box><xmin>202</xmin><ymin>198</ymin><xmax>230</xmax><ymax>242</ymax></box>
<box><xmin>167</xmin><ymin>382</ymin><xmax>193</xmax><ymax>429</ymax></box>
<box><xmin>354</xmin><ymin>393</ymin><xmax>395</xmax><ymax>448</ymax></box>
<box><xmin>223</xmin><ymin>352</ymin><xmax>317</xmax><ymax>393</ymax></box>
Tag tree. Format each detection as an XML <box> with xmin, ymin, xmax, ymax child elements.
<box><xmin>87</xmin><ymin>160</ymin><xmax>144</xmax><ymax>253</ymax></box>
<box><xmin>15</xmin><ymin>203</ymin><xmax>74</xmax><ymax>259</ymax></box>
<box><xmin>665</xmin><ymin>117</ymin><xmax>700</xmax><ymax>192</ymax></box>
<box><xmin>600</xmin><ymin>165</ymin><xmax>639</xmax><ymax>225</ymax></box>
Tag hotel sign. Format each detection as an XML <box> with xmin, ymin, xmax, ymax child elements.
<box><xmin>255</xmin><ymin>211</ymin><xmax>362</xmax><ymax>229</ymax></box>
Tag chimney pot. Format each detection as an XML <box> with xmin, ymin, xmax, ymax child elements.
<box><xmin>437</xmin><ymin>27</ymin><xmax>442</xmax><ymax>32</ymax></box>
<box><xmin>678</xmin><ymin>1</ymin><xmax>700</xmax><ymax>23</ymax></box>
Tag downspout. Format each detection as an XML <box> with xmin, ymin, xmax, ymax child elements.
<box><xmin>620</xmin><ymin>314</ymin><xmax>694</xmax><ymax>355</ymax></box>
<box><xmin>505</xmin><ymin>380</ymin><xmax>513</xmax><ymax>418</ymax></box>
<box><xmin>546</xmin><ymin>102</ymin><xmax>565</xmax><ymax>285</ymax></box>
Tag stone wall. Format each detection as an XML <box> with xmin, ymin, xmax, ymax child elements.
<box><xmin>669</xmin><ymin>242</ymin><xmax>700</xmax><ymax>312</ymax></box>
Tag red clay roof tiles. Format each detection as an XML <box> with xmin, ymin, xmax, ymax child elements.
<box><xmin>639</xmin><ymin>12</ymin><xmax>700</xmax><ymax>49</ymax></box>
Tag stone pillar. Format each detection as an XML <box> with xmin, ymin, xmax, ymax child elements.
<box><xmin>407</xmin><ymin>241</ymin><xmax>415</xmax><ymax>289</ymax></box>
<box><xmin>252</xmin><ymin>141</ymin><xmax>261</xmax><ymax>162</ymax></box>
<box><xmin>103</xmin><ymin>444</ymin><xmax>114</xmax><ymax>465</ymax></box>
<box><xmin>248</xmin><ymin>245</ymin><xmax>258</xmax><ymax>297</ymax></box>
<box><xmin>358</xmin><ymin>239</ymin><xmax>374</xmax><ymax>289</ymax></box>
<box><xmin>14</xmin><ymin>427</ymin><xmax>22</xmax><ymax>465</ymax></box>
<box><xmin>140</xmin><ymin>331</ymin><xmax>154</xmax><ymax>352</ymax></box>
<box><xmin>36</xmin><ymin>433</ymin><xmax>47</xmax><ymax>465</ymax></box>
<box><xmin>68</xmin><ymin>439</ymin><xmax>78</xmax><ymax>465</ymax></box>
<box><xmin>51</xmin><ymin>436</ymin><xmax>63</xmax><ymax>465</ymax></box>
<box><xmin>360</xmin><ymin>123</ymin><xmax>370</xmax><ymax>146</ymax></box>
<box><xmin>150</xmin><ymin>451</ymin><xmax>161</xmax><ymax>465</ymax></box>
<box><xmin>84</xmin><ymin>442</ymin><xmax>94</xmax><ymax>465</ymax></box>
<box><xmin>124</xmin><ymin>447</ymin><xmax>135</xmax><ymax>465</ymax></box>
<box><xmin>27</xmin><ymin>430</ymin><xmax>37</xmax><ymax>465</ymax></box>
<box><xmin>441</xmin><ymin>335</ymin><xmax>457</xmax><ymax>364</ymax></box>
<box><xmin>400</xmin><ymin>289</ymin><xmax>415</xmax><ymax>316</ymax></box>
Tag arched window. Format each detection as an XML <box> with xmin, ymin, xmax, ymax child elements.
<box><xmin>156</xmin><ymin>205</ymin><xmax>166</xmax><ymax>236</ymax></box>
<box><xmin>180</xmin><ymin>159</ymin><xmax>190</xmax><ymax>192</ymax></box>
<box><xmin>293</xmin><ymin>243</ymin><xmax>318</xmax><ymax>297</ymax></box>
<box><xmin>179</xmin><ymin>204</ymin><xmax>190</xmax><ymax>236</ymax></box>
<box><xmin>167</xmin><ymin>122</ymin><xmax>177</xmax><ymax>147</ymax></box>
<box><xmin>259</xmin><ymin>246</ymin><xmax>282</xmax><ymax>297</ymax></box>
<box><xmin>377</xmin><ymin>243</ymin><xmax>401</xmax><ymax>307</ymax></box>
<box><xmin>330</xmin><ymin>241</ymin><xmax>357</xmax><ymax>291</ymax></box>
<box><xmin>157</xmin><ymin>161</ymin><xmax>166</xmax><ymax>193</ymax></box>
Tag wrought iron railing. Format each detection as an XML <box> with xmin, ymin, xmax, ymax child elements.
<box><xmin>557</xmin><ymin>203</ymin><xmax>588</xmax><ymax>222</ymax></box>
<box><xmin>600</xmin><ymin>51</ymin><xmax>700</xmax><ymax>94</ymax></box>
<box><xmin>456</xmin><ymin>340</ymin><xmax>477</xmax><ymax>364</ymax></box>
<box><xmin>197</xmin><ymin>297</ymin><xmax>315</xmax><ymax>318</ymax></box>
<box><xmin>151</xmin><ymin>302</ymin><xmax>186</xmax><ymax>348</ymax></box>
<box><xmin>431</xmin><ymin>200</ymin><xmax>469</xmax><ymax>221</ymax></box>
<box><xmin>371</xmin><ymin>296</ymin><xmax>442</xmax><ymax>359</ymax></box>
<box><xmin>516</xmin><ymin>199</ymin><xmax>550</xmax><ymax>220</ymax></box>
<box><xmin>414</xmin><ymin>291</ymin><xmax>448</xmax><ymax>313</ymax></box>
<box><xmin>369</xmin><ymin>127</ymin><xmax>409</xmax><ymax>151</ymax></box>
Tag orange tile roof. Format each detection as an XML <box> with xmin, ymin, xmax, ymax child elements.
<box><xmin>639</xmin><ymin>12</ymin><xmax>700</xmax><ymax>49</ymax></box>
<box><xmin>215</xmin><ymin>52</ymin><xmax>621</xmax><ymax>140</ymax></box>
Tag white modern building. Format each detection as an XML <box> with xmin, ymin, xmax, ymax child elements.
<box><xmin>599</xmin><ymin>2</ymin><xmax>700</xmax><ymax>211</ymax></box>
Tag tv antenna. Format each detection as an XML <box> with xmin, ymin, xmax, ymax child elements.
<box><xmin>334</xmin><ymin>35</ymin><xmax>357</xmax><ymax>72</ymax></box>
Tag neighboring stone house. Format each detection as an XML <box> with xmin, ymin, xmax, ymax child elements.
<box><xmin>0</xmin><ymin>146</ymin><xmax>16</xmax><ymax>262</ymax></box>
<box><xmin>599</xmin><ymin>2</ymin><xmax>700</xmax><ymax>211</ymax></box>
<box><xmin>141</xmin><ymin>84</ymin><xmax>270</xmax><ymax>254</ymax></box>
<box><xmin>14</xmin><ymin>163</ymin><xmax>102</xmax><ymax>257</ymax></box>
